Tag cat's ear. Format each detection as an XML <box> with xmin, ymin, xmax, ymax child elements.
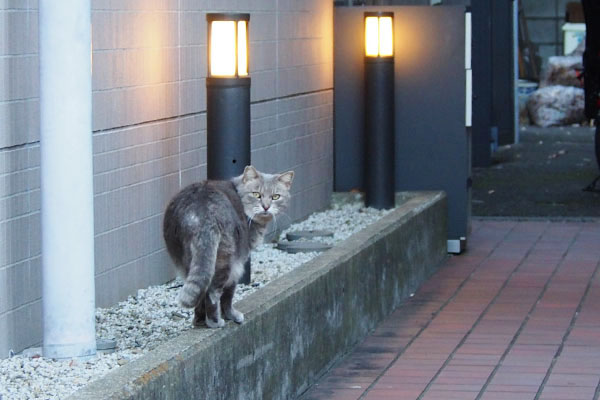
<box><xmin>278</xmin><ymin>171</ymin><xmax>294</xmax><ymax>189</ymax></box>
<box><xmin>242</xmin><ymin>165</ymin><xmax>260</xmax><ymax>183</ymax></box>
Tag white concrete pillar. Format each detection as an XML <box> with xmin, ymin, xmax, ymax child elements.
<box><xmin>39</xmin><ymin>0</ymin><xmax>96</xmax><ymax>359</ymax></box>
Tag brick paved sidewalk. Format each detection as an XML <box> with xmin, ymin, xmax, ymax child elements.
<box><xmin>300</xmin><ymin>220</ymin><xmax>600</xmax><ymax>400</ymax></box>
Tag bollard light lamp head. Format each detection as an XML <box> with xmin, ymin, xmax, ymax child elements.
<box><xmin>207</xmin><ymin>13</ymin><xmax>249</xmax><ymax>77</ymax></box>
<box><xmin>364</xmin><ymin>12</ymin><xmax>394</xmax><ymax>58</ymax></box>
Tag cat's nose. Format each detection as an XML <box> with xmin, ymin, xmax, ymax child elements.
<box><xmin>262</xmin><ymin>205</ymin><xmax>270</xmax><ymax>211</ymax></box>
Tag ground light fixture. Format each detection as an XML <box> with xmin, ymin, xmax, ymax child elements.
<box><xmin>206</xmin><ymin>13</ymin><xmax>251</xmax><ymax>283</ymax></box>
<box><xmin>364</xmin><ymin>12</ymin><xmax>395</xmax><ymax>209</ymax></box>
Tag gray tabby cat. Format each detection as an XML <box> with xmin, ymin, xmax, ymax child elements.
<box><xmin>163</xmin><ymin>166</ymin><xmax>294</xmax><ymax>328</ymax></box>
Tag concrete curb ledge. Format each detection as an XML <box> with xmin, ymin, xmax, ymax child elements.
<box><xmin>70</xmin><ymin>191</ymin><xmax>448</xmax><ymax>400</ymax></box>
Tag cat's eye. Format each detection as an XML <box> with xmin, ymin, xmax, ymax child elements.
<box><xmin>252</xmin><ymin>192</ymin><xmax>261</xmax><ymax>199</ymax></box>
<box><xmin>272</xmin><ymin>194</ymin><xmax>281</xmax><ymax>200</ymax></box>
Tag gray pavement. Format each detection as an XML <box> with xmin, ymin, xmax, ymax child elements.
<box><xmin>472</xmin><ymin>125</ymin><xmax>600</xmax><ymax>218</ymax></box>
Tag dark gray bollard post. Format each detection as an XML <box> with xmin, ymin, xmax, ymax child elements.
<box><xmin>206</xmin><ymin>77</ymin><xmax>250</xmax><ymax>180</ymax></box>
<box><xmin>206</xmin><ymin>13</ymin><xmax>252</xmax><ymax>284</ymax></box>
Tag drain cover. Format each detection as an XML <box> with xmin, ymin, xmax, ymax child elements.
<box><xmin>286</xmin><ymin>230</ymin><xmax>334</xmax><ymax>241</ymax></box>
<box><xmin>277</xmin><ymin>240</ymin><xmax>332</xmax><ymax>253</ymax></box>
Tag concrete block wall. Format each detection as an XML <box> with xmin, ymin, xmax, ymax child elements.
<box><xmin>0</xmin><ymin>0</ymin><xmax>42</xmax><ymax>357</ymax></box>
<box><xmin>0</xmin><ymin>0</ymin><xmax>333</xmax><ymax>356</ymax></box>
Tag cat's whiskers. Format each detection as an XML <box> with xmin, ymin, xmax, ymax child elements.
<box><xmin>247</xmin><ymin>212</ymin><xmax>257</xmax><ymax>228</ymax></box>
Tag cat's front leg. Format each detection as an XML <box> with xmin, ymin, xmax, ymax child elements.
<box><xmin>221</xmin><ymin>284</ymin><xmax>244</xmax><ymax>324</ymax></box>
<box><xmin>204</xmin><ymin>289</ymin><xmax>225</xmax><ymax>328</ymax></box>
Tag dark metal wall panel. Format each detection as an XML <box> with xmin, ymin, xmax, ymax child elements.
<box><xmin>492</xmin><ymin>0</ymin><xmax>516</xmax><ymax>145</ymax></box>
<box><xmin>334</xmin><ymin>6</ymin><xmax>470</xmax><ymax>240</ymax></box>
<box><xmin>471</xmin><ymin>0</ymin><xmax>493</xmax><ymax>167</ymax></box>
<box><xmin>393</xmin><ymin>6</ymin><xmax>469</xmax><ymax>240</ymax></box>
<box><xmin>333</xmin><ymin>8</ymin><xmax>366</xmax><ymax>191</ymax></box>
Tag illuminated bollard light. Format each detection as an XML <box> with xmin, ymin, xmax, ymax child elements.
<box><xmin>206</xmin><ymin>13</ymin><xmax>252</xmax><ymax>283</ymax></box>
<box><xmin>364</xmin><ymin>12</ymin><xmax>395</xmax><ymax>210</ymax></box>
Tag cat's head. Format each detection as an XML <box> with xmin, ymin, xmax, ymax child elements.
<box><xmin>234</xmin><ymin>166</ymin><xmax>294</xmax><ymax>224</ymax></box>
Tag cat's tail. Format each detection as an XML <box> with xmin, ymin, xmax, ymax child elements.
<box><xmin>178</xmin><ymin>230</ymin><xmax>220</xmax><ymax>308</ymax></box>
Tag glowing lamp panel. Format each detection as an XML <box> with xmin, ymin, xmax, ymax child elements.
<box><xmin>210</xmin><ymin>21</ymin><xmax>236</xmax><ymax>76</ymax></box>
<box><xmin>378</xmin><ymin>17</ymin><xmax>393</xmax><ymax>56</ymax></box>
<box><xmin>237</xmin><ymin>21</ymin><xmax>248</xmax><ymax>76</ymax></box>
<box><xmin>365</xmin><ymin>17</ymin><xmax>380</xmax><ymax>57</ymax></box>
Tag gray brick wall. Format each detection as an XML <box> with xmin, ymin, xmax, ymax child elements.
<box><xmin>0</xmin><ymin>0</ymin><xmax>333</xmax><ymax>356</ymax></box>
<box><xmin>0</xmin><ymin>0</ymin><xmax>42</xmax><ymax>356</ymax></box>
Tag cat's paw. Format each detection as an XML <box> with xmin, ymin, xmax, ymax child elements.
<box><xmin>178</xmin><ymin>283</ymin><xmax>201</xmax><ymax>308</ymax></box>
<box><xmin>205</xmin><ymin>316</ymin><xmax>225</xmax><ymax>328</ymax></box>
<box><xmin>178</xmin><ymin>290</ymin><xmax>197</xmax><ymax>308</ymax></box>
<box><xmin>224</xmin><ymin>308</ymin><xmax>244</xmax><ymax>324</ymax></box>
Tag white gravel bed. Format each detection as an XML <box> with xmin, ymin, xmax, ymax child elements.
<box><xmin>0</xmin><ymin>199</ymin><xmax>392</xmax><ymax>400</ymax></box>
